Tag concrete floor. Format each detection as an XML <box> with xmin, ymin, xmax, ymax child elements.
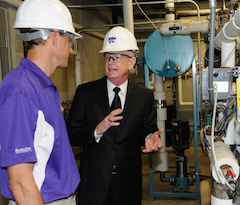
<box><xmin>141</xmin><ymin>145</ymin><xmax>211</xmax><ymax>205</ymax></box>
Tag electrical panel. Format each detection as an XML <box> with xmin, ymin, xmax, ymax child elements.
<box><xmin>202</xmin><ymin>68</ymin><xmax>233</xmax><ymax>100</ymax></box>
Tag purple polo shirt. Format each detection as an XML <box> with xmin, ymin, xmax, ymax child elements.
<box><xmin>0</xmin><ymin>58</ymin><xmax>80</xmax><ymax>203</ymax></box>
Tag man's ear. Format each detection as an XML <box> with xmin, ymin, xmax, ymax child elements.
<box><xmin>51</xmin><ymin>30</ymin><xmax>59</xmax><ymax>47</ymax></box>
<box><xmin>128</xmin><ymin>57</ymin><xmax>137</xmax><ymax>70</ymax></box>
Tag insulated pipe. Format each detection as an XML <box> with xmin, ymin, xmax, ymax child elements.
<box><xmin>221</xmin><ymin>42</ymin><xmax>235</xmax><ymax>67</ymax></box>
<box><xmin>211</xmin><ymin>140</ymin><xmax>239</xmax><ymax>183</ymax></box>
<box><xmin>159</xmin><ymin>20</ymin><xmax>209</xmax><ymax>35</ymax></box>
<box><xmin>214</xmin><ymin>8</ymin><xmax>240</xmax><ymax>50</ymax></box>
<box><xmin>154</xmin><ymin>0</ymin><xmax>173</xmax><ymax>173</ymax></box>
<box><xmin>73</xmin><ymin>23</ymin><xmax>105</xmax><ymax>40</ymax></box>
<box><xmin>154</xmin><ymin>75</ymin><xmax>168</xmax><ymax>172</ymax></box>
<box><xmin>72</xmin><ymin>50</ymin><xmax>81</xmax><ymax>88</ymax></box>
<box><xmin>208</xmin><ymin>0</ymin><xmax>216</xmax><ymax>107</ymax></box>
<box><xmin>123</xmin><ymin>0</ymin><xmax>134</xmax><ymax>34</ymax></box>
<box><xmin>122</xmin><ymin>0</ymin><xmax>136</xmax><ymax>73</ymax></box>
<box><xmin>165</xmin><ymin>0</ymin><xmax>174</xmax><ymax>21</ymax></box>
<box><xmin>214</xmin><ymin>7</ymin><xmax>240</xmax><ymax>68</ymax></box>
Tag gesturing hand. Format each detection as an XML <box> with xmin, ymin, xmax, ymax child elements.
<box><xmin>142</xmin><ymin>128</ymin><xmax>163</xmax><ymax>153</ymax></box>
<box><xmin>95</xmin><ymin>108</ymin><xmax>123</xmax><ymax>135</ymax></box>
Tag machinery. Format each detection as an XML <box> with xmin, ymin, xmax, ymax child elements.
<box><xmin>143</xmin><ymin>0</ymin><xmax>240</xmax><ymax>204</ymax></box>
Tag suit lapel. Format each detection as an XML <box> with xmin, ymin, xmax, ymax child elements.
<box><xmin>118</xmin><ymin>81</ymin><xmax>137</xmax><ymax>134</ymax></box>
<box><xmin>96</xmin><ymin>77</ymin><xmax>110</xmax><ymax>117</ymax></box>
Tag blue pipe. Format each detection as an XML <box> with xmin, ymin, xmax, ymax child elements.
<box><xmin>160</xmin><ymin>172</ymin><xmax>170</xmax><ymax>182</ymax></box>
<box><xmin>192</xmin><ymin>58</ymin><xmax>200</xmax><ymax>201</ymax></box>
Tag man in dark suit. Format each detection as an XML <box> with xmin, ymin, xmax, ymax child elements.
<box><xmin>67</xmin><ymin>26</ymin><xmax>162</xmax><ymax>205</ymax></box>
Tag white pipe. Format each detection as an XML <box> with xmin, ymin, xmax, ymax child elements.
<box><xmin>160</xmin><ymin>20</ymin><xmax>209</xmax><ymax>35</ymax></box>
<box><xmin>165</xmin><ymin>13</ymin><xmax>175</xmax><ymax>21</ymax></box>
<box><xmin>178</xmin><ymin>76</ymin><xmax>193</xmax><ymax>105</ymax></box>
<box><xmin>221</xmin><ymin>41</ymin><xmax>235</xmax><ymax>67</ymax></box>
<box><xmin>165</xmin><ymin>0</ymin><xmax>175</xmax><ymax>21</ymax></box>
<box><xmin>210</xmin><ymin>85</ymin><xmax>237</xmax><ymax>191</ymax></box>
<box><xmin>154</xmin><ymin>75</ymin><xmax>168</xmax><ymax>172</ymax></box>
<box><xmin>215</xmin><ymin>7</ymin><xmax>240</xmax><ymax>50</ymax></box>
<box><xmin>165</xmin><ymin>0</ymin><xmax>174</xmax><ymax>8</ymax></box>
<box><xmin>0</xmin><ymin>0</ymin><xmax>22</xmax><ymax>7</ymax></box>
<box><xmin>73</xmin><ymin>23</ymin><xmax>105</xmax><ymax>40</ymax></box>
<box><xmin>211</xmin><ymin>140</ymin><xmax>239</xmax><ymax>183</ymax></box>
<box><xmin>123</xmin><ymin>0</ymin><xmax>134</xmax><ymax>34</ymax></box>
<box><xmin>71</xmin><ymin>50</ymin><xmax>81</xmax><ymax>88</ymax></box>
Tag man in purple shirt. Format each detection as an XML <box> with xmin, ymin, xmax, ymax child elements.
<box><xmin>0</xmin><ymin>0</ymin><xmax>82</xmax><ymax>204</ymax></box>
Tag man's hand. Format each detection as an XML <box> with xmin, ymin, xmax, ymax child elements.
<box><xmin>142</xmin><ymin>128</ymin><xmax>163</xmax><ymax>153</ymax></box>
<box><xmin>95</xmin><ymin>108</ymin><xmax>123</xmax><ymax>135</ymax></box>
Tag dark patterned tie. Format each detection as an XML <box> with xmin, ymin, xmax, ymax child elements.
<box><xmin>110</xmin><ymin>87</ymin><xmax>121</xmax><ymax>135</ymax></box>
<box><xmin>111</xmin><ymin>87</ymin><xmax>121</xmax><ymax>111</ymax></box>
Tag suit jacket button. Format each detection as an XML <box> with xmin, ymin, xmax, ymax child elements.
<box><xmin>114</xmin><ymin>144</ymin><xmax>118</xmax><ymax>148</ymax></box>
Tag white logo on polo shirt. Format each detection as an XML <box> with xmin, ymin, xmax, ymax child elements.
<box><xmin>15</xmin><ymin>147</ymin><xmax>32</xmax><ymax>154</ymax></box>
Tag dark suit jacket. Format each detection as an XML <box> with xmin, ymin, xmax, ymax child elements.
<box><xmin>67</xmin><ymin>76</ymin><xmax>158</xmax><ymax>205</ymax></box>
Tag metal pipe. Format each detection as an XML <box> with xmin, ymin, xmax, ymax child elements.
<box><xmin>208</xmin><ymin>0</ymin><xmax>217</xmax><ymax>106</ymax></box>
<box><xmin>68</xmin><ymin>1</ymin><xmax>169</xmax><ymax>8</ymax></box>
<box><xmin>160</xmin><ymin>172</ymin><xmax>170</xmax><ymax>182</ymax></box>
<box><xmin>68</xmin><ymin>0</ymin><xmax>201</xmax><ymax>8</ymax></box>
<box><xmin>192</xmin><ymin>57</ymin><xmax>200</xmax><ymax>201</ymax></box>
<box><xmin>73</xmin><ymin>23</ymin><xmax>105</xmax><ymax>40</ymax></box>
<box><xmin>78</xmin><ymin>20</ymin><xmax>196</xmax><ymax>34</ymax></box>
<box><xmin>146</xmin><ymin>8</ymin><xmax>221</xmax><ymax>16</ymax></box>
<box><xmin>71</xmin><ymin>49</ymin><xmax>81</xmax><ymax>88</ymax></box>
<box><xmin>123</xmin><ymin>0</ymin><xmax>134</xmax><ymax>34</ymax></box>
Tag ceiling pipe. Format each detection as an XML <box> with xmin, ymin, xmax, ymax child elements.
<box><xmin>142</xmin><ymin>8</ymin><xmax>221</xmax><ymax>16</ymax></box>
<box><xmin>159</xmin><ymin>20</ymin><xmax>209</xmax><ymax>35</ymax></box>
<box><xmin>73</xmin><ymin>23</ymin><xmax>105</xmax><ymax>40</ymax></box>
<box><xmin>68</xmin><ymin>0</ymin><xmax>200</xmax><ymax>9</ymax></box>
<box><xmin>69</xmin><ymin>0</ymin><xmax>202</xmax><ymax>68</ymax></box>
<box><xmin>214</xmin><ymin>5</ymin><xmax>240</xmax><ymax>70</ymax></box>
<box><xmin>79</xmin><ymin>19</ymin><xmax>194</xmax><ymax>31</ymax></box>
<box><xmin>123</xmin><ymin>0</ymin><xmax>134</xmax><ymax>34</ymax></box>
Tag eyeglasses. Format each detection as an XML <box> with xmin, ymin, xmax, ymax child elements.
<box><xmin>104</xmin><ymin>53</ymin><xmax>132</xmax><ymax>62</ymax></box>
<box><xmin>59</xmin><ymin>30</ymin><xmax>74</xmax><ymax>47</ymax></box>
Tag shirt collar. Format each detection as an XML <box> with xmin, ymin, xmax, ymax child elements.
<box><xmin>21</xmin><ymin>58</ymin><xmax>56</xmax><ymax>88</ymax></box>
<box><xmin>107</xmin><ymin>78</ymin><xmax>128</xmax><ymax>96</ymax></box>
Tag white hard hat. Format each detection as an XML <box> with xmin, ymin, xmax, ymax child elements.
<box><xmin>13</xmin><ymin>0</ymin><xmax>82</xmax><ymax>39</ymax></box>
<box><xmin>99</xmin><ymin>26</ymin><xmax>139</xmax><ymax>53</ymax></box>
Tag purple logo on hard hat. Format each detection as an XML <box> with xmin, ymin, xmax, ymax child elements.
<box><xmin>108</xmin><ymin>37</ymin><xmax>116</xmax><ymax>44</ymax></box>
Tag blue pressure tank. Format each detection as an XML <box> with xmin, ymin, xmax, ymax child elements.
<box><xmin>144</xmin><ymin>31</ymin><xmax>195</xmax><ymax>78</ymax></box>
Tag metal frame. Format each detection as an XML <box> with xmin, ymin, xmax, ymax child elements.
<box><xmin>142</xmin><ymin>57</ymin><xmax>200</xmax><ymax>202</ymax></box>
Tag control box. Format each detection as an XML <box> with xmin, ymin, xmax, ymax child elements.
<box><xmin>202</xmin><ymin>68</ymin><xmax>233</xmax><ymax>100</ymax></box>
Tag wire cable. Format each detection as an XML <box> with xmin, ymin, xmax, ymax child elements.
<box><xmin>134</xmin><ymin>0</ymin><xmax>170</xmax><ymax>69</ymax></box>
<box><xmin>211</xmin><ymin>84</ymin><xmax>235</xmax><ymax>191</ymax></box>
<box><xmin>214</xmin><ymin>101</ymin><xmax>236</xmax><ymax>136</ymax></box>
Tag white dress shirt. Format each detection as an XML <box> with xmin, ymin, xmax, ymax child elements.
<box><xmin>94</xmin><ymin>79</ymin><xmax>152</xmax><ymax>143</ymax></box>
<box><xmin>94</xmin><ymin>79</ymin><xmax>128</xmax><ymax>142</ymax></box>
